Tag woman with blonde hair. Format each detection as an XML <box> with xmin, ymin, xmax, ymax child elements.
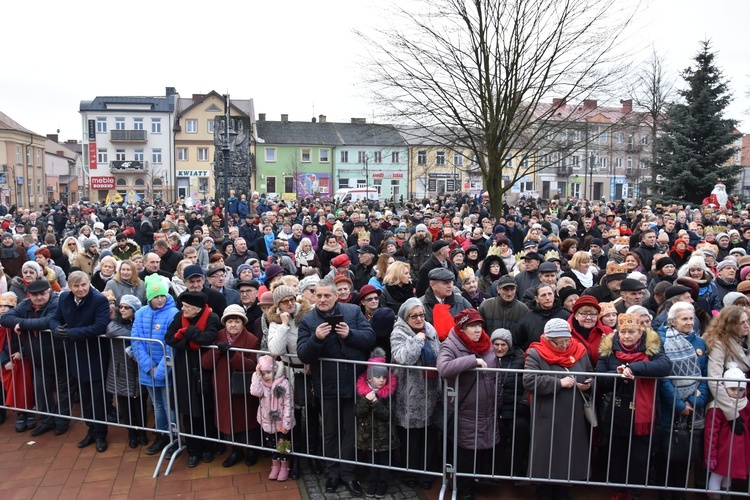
<box><xmin>104</xmin><ymin>259</ymin><xmax>145</xmax><ymax>304</ymax></box>
<box><xmin>379</xmin><ymin>261</ymin><xmax>414</xmax><ymax>314</ymax></box>
<box><xmin>368</xmin><ymin>253</ymin><xmax>394</xmax><ymax>290</ymax></box>
<box><xmin>561</xmin><ymin>251</ymin><xmax>594</xmax><ymax>295</ymax></box>
<box><xmin>62</xmin><ymin>236</ymin><xmax>81</xmax><ymax>265</ymax></box>
<box><xmin>92</xmin><ymin>255</ymin><xmax>118</xmax><ymax>292</ymax></box>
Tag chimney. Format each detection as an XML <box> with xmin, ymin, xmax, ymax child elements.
<box><xmin>281</xmin><ymin>114</ymin><xmax>288</xmax><ymax>123</ymax></box>
<box><xmin>46</xmin><ymin>134</ymin><xmax>59</xmax><ymax>143</ymax></box>
<box><xmin>319</xmin><ymin>114</ymin><xmax>326</xmax><ymax>124</ymax></box>
<box><xmin>258</xmin><ymin>113</ymin><xmax>266</xmax><ymax>122</ymax></box>
<box><xmin>552</xmin><ymin>98</ymin><xmax>566</xmax><ymax>108</ymax></box>
<box><xmin>620</xmin><ymin>99</ymin><xmax>633</xmax><ymax>113</ymax></box>
<box><xmin>57</xmin><ymin>150</ymin><xmax>64</xmax><ymax>156</ymax></box>
<box><xmin>583</xmin><ymin>99</ymin><xmax>597</xmax><ymax>110</ymax></box>
<box><xmin>192</xmin><ymin>94</ymin><xmax>205</xmax><ymax>100</ymax></box>
<box><xmin>351</xmin><ymin>118</ymin><xmax>367</xmax><ymax>124</ymax></box>
<box><xmin>65</xmin><ymin>139</ymin><xmax>77</xmax><ymax>144</ymax></box>
<box><xmin>165</xmin><ymin>87</ymin><xmax>177</xmax><ymax>97</ymax></box>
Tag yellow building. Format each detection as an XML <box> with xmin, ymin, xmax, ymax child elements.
<box><xmin>0</xmin><ymin>111</ymin><xmax>47</xmax><ymax>209</ymax></box>
<box><xmin>174</xmin><ymin>92</ymin><xmax>254</xmax><ymax>202</ymax></box>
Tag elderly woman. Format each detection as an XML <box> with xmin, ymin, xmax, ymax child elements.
<box><xmin>568</xmin><ymin>295</ymin><xmax>613</xmax><ymax>366</ymax></box>
<box><xmin>266</xmin><ymin>284</ymin><xmax>313</xmax><ymax>478</ymax></box>
<box><xmin>295</xmin><ymin>237</ymin><xmax>321</xmax><ymax>279</ymax></box>
<box><xmin>104</xmin><ymin>259</ymin><xmax>145</xmax><ymax>304</ymax></box>
<box><xmin>677</xmin><ymin>255</ymin><xmax>722</xmax><ymax>315</ymax></box>
<box><xmin>596</xmin><ymin>314</ymin><xmax>672</xmax><ymax>498</ymax></box>
<box><xmin>358</xmin><ymin>284</ymin><xmax>381</xmax><ymax>320</ymax></box>
<box><xmin>491</xmin><ymin>328</ymin><xmax>529</xmax><ymax>477</ymax></box>
<box><xmin>333</xmin><ymin>275</ymin><xmax>357</xmax><ymax>304</ymax></box>
<box><xmin>10</xmin><ymin>261</ymin><xmax>42</xmax><ymax>300</ymax></box>
<box><xmin>523</xmin><ymin>318</ymin><xmax>594</xmax><ymax>499</ymax></box>
<box><xmin>165</xmin><ymin>291</ymin><xmax>221</xmax><ymax>468</ymax></box>
<box><xmin>91</xmin><ymin>255</ymin><xmax>117</xmax><ymax>292</ymax></box>
<box><xmin>657</xmin><ymin>301</ymin><xmax>708</xmax><ymax>492</ymax></box>
<box><xmin>562</xmin><ymin>251</ymin><xmax>595</xmax><ymax>295</ymax></box>
<box><xmin>379</xmin><ymin>262</ymin><xmax>414</xmax><ymax>314</ymax></box>
<box><xmin>390</xmin><ymin>297</ymin><xmax>442</xmax><ymax>489</ymax></box>
<box><xmin>437</xmin><ymin>309</ymin><xmax>502</xmax><ymax>500</ymax></box>
<box><xmin>201</xmin><ymin>304</ymin><xmax>259</xmax><ymax>468</ymax></box>
<box><xmin>558</xmin><ymin>286</ymin><xmax>580</xmax><ymax>314</ymax></box>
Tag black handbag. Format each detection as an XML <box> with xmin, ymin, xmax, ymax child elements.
<box><xmin>230</xmin><ymin>371</ymin><xmax>251</xmax><ymax>395</ymax></box>
<box><xmin>601</xmin><ymin>389</ymin><xmax>635</xmax><ymax>433</ymax></box>
<box><xmin>662</xmin><ymin>416</ymin><xmax>704</xmax><ymax>460</ymax></box>
<box><xmin>192</xmin><ymin>367</ymin><xmax>213</xmax><ymax>396</ymax></box>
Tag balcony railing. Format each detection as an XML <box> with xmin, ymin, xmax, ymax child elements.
<box><xmin>110</xmin><ymin>160</ymin><xmax>147</xmax><ymax>171</ymax></box>
<box><xmin>110</xmin><ymin>129</ymin><xmax>147</xmax><ymax>142</ymax></box>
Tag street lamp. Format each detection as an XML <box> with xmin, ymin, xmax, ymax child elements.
<box><xmin>221</xmin><ymin>94</ymin><xmax>237</xmax><ymax>203</ymax></box>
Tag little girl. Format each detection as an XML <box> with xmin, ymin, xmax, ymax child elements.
<box><xmin>250</xmin><ymin>355</ymin><xmax>295</xmax><ymax>482</ymax></box>
<box><xmin>705</xmin><ymin>363</ymin><xmax>750</xmax><ymax>498</ymax></box>
<box><xmin>355</xmin><ymin>347</ymin><xmax>399</xmax><ymax>499</ymax></box>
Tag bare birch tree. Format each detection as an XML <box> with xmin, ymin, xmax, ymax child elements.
<box><xmin>359</xmin><ymin>0</ymin><xmax>638</xmax><ymax>217</ymax></box>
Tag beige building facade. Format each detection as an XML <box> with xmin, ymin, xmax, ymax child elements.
<box><xmin>0</xmin><ymin>111</ymin><xmax>47</xmax><ymax>209</ymax></box>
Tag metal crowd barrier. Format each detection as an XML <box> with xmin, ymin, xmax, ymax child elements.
<box><xmin>3</xmin><ymin>338</ymin><xmax>750</xmax><ymax>498</ymax></box>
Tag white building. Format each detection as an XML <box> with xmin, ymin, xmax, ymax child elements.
<box><xmin>79</xmin><ymin>87</ymin><xmax>179</xmax><ymax>203</ymax></box>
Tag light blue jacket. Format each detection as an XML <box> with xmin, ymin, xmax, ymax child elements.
<box><xmin>131</xmin><ymin>295</ymin><xmax>179</xmax><ymax>387</ymax></box>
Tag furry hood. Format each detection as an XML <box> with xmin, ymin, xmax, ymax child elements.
<box><xmin>408</xmin><ymin>231</ymin><xmax>433</xmax><ymax>248</ymax></box>
<box><xmin>265</xmin><ymin>297</ymin><xmax>312</xmax><ymax>326</ymax></box>
<box><xmin>599</xmin><ymin>328</ymin><xmax>662</xmax><ymax>358</ymax></box>
<box><xmin>356</xmin><ymin>369</ymin><xmax>397</xmax><ymax>399</ymax></box>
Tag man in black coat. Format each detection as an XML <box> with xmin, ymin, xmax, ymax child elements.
<box><xmin>154</xmin><ymin>239</ymin><xmax>183</xmax><ymax>275</ymax></box>
<box><xmin>297</xmin><ymin>278</ymin><xmax>375</xmax><ymax>497</ymax></box>
<box><xmin>50</xmin><ymin>271</ymin><xmax>111</xmax><ymax>452</ymax></box>
<box><xmin>415</xmin><ymin>240</ymin><xmax>458</xmax><ymax>297</ymax></box>
<box><xmin>180</xmin><ymin>265</ymin><xmax>227</xmax><ymax>317</ymax></box>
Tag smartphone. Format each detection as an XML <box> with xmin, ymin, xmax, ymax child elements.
<box><xmin>325</xmin><ymin>315</ymin><xmax>344</xmax><ymax>328</ymax></box>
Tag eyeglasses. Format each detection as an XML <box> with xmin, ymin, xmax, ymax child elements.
<box><xmin>118</xmin><ymin>305</ymin><xmax>132</xmax><ymax>310</ymax></box>
<box><xmin>279</xmin><ymin>297</ymin><xmax>296</xmax><ymax>306</ymax></box>
<box><xmin>548</xmin><ymin>338</ymin><xmax>571</xmax><ymax>347</ymax></box>
<box><xmin>576</xmin><ymin>312</ymin><xmax>598</xmax><ymax>318</ymax></box>
<box><xmin>239</xmin><ymin>289</ymin><xmax>257</xmax><ymax>295</ymax></box>
<box><xmin>363</xmin><ymin>296</ymin><xmax>379</xmax><ymax>302</ymax></box>
<box><xmin>409</xmin><ymin>313</ymin><xmax>426</xmax><ymax>320</ymax></box>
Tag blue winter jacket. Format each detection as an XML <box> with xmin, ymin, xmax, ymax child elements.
<box><xmin>131</xmin><ymin>294</ymin><xmax>179</xmax><ymax>388</ymax></box>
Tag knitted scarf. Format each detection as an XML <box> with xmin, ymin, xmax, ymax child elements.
<box><xmin>174</xmin><ymin>307</ymin><xmax>212</xmax><ymax>351</ymax></box>
<box><xmin>663</xmin><ymin>326</ymin><xmax>701</xmax><ymax>401</ymax></box>
<box><xmin>572</xmin><ymin>268</ymin><xmax>594</xmax><ymax>289</ymax></box>
<box><xmin>453</xmin><ymin>327</ymin><xmax>491</xmax><ymax>355</ymax></box>
<box><xmin>614</xmin><ymin>337</ymin><xmax>655</xmax><ymax>435</ymax></box>
<box><xmin>528</xmin><ymin>335</ymin><xmax>588</xmax><ymax>368</ymax></box>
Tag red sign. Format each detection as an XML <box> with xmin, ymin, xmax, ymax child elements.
<box><xmin>88</xmin><ymin>142</ymin><xmax>98</xmax><ymax>170</ymax></box>
<box><xmin>372</xmin><ymin>172</ymin><xmax>385</xmax><ymax>179</ymax></box>
<box><xmin>392</xmin><ymin>172</ymin><xmax>404</xmax><ymax>179</ymax></box>
<box><xmin>91</xmin><ymin>176</ymin><xmax>115</xmax><ymax>190</ymax></box>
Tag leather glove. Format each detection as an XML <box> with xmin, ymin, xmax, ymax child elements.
<box><xmin>56</xmin><ymin>325</ymin><xmax>69</xmax><ymax>340</ymax></box>
<box><xmin>216</xmin><ymin>342</ymin><xmax>230</xmax><ymax>353</ymax></box>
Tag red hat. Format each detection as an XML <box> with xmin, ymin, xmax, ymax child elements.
<box><xmin>572</xmin><ymin>295</ymin><xmax>601</xmax><ymax>314</ymax></box>
<box><xmin>358</xmin><ymin>284</ymin><xmax>381</xmax><ymax>302</ymax></box>
<box><xmin>331</xmin><ymin>254</ymin><xmax>351</xmax><ymax>268</ymax></box>
<box><xmin>454</xmin><ymin>308</ymin><xmax>484</xmax><ymax>329</ymax></box>
<box><xmin>333</xmin><ymin>274</ymin><xmax>353</xmax><ymax>286</ymax></box>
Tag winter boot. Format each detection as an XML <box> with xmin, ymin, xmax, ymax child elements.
<box><xmin>269</xmin><ymin>459</ymin><xmax>281</xmax><ymax>480</ymax></box>
<box><xmin>277</xmin><ymin>460</ymin><xmax>290</xmax><ymax>482</ymax></box>
<box><xmin>15</xmin><ymin>412</ymin><xmax>26</xmax><ymax>432</ymax></box>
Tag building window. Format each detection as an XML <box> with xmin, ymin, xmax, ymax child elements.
<box><xmin>453</xmin><ymin>152</ymin><xmax>463</xmax><ymax>166</ymax></box>
<box><xmin>186</xmin><ymin>119</ymin><xmax>198</xmax><ymax>133</ymax></box>
<box><xmin>152</xmin><ymin>149</ymin><xmax>162</xmax><ymax>164</ymax></box>
<box><xmin>134</xmin><ymin>149</ymin><xmax>144</xmax><ymax>161</ymax></box>
<box><xmin>133</xmin><ymin>118</ymin><xmax>144</xmax><ymax>130</ymax></box>
<box><xmin>417</xmin><ymin>150</ymin><xmax>427</xmax><ymax>166</ymax></box>
<box><xmin>626</xmin><ymin>156</ymin><xmax>633</xmax><ymax>170</ymax></box>
<box><xmin>600</xmin><ymin>129</ymin><xmax>608</xmax><ymax>144</ymax></box>
<box><xmin>391</xmin><ymin>179</ymin><xmax>400</xmax><ymax>198</ymax></box>
<box><xmin>116</xmin><ymin>178</ymin><xmax>127</xmax><ymax>187</ymax></box>
<box><xmin>15</xmin><ymin>145</ymin><xmax>21</xmax><ymax>164</ymax></box>
<box><xmin>373</xmin><ymin>151</ymin><xmax>382</xmax><ymax>163</ymax></box>
<box><xmin>641</xmin><ymin>134</ymin><xmax>649</xmax><ymax>145</ymax></box>
<box><xmin>284</xmin><ymin>176</ymin><xmax>294</xmax><ymax>193</ymax></box>
<box><xmin>358</xmin><ymin>151</ymin><xmax>367</xmax><ymax>164</ymax></box>
<box><xmin>391</xmin><ymin>151</ymin><xmax>400</xmax><ymax>163</ymax></box>
<box><xmin>37</xmin><ymin>180</ymin><xmax>42</xmax><ymax>195</ymax></box>
<box><xmin>436</xmin><ymin>150</ymin><xmax>446</xmax><ymax>166</ymax></box>
<box><xmin>319</xmin><ymin>149</ymin><xmax>330</xmax><ymax>163</ymax></box>
<box><xmin>199</xmin><ymin>177</ymin><xmax>209</xmax><ymax>194</ymax></box>
<box><xmin>373</xmin><ymin>179</ymin><xmax>382</xmax><ymax>196</ymax></box>
<box><xmin>265</xmin><ymin>147</ymin><xmax>276</xmax><ymax>162</ymax></box>
<box><xmin>198</xmin><ymin>148</ymin><xmax>209</xmax><ymax>161</ymax></box>
<box><xmin>616</xmin><ymin>132</ymin><xmax>624</xmax><ymax>144</ymax></box>
<box><xmin>598</xmin><ymin>157</ymin><xmax>608</xmax><ymax>170</ymax></box>
<box><xmin>96</xmin><ymin>117</ymin><xmax>107</xmax><ymax>133</ymax></box>
<box><xmin>357</xmin><ymin>179</ymin><xmax>367</xmax><ymax>188</ymax></box>
<box><xmin>615</xmin><ymin>157</ymin><xmax>622</xmax><ymax>169</ymax></box>
<box><xmin>115</xmin><ymin>118</ymin><xmax>126</xmax><ymax>130</ymax></box>
<box><xmin>207</xmin><ymin>120</ymin><xmax>215</xmax><ymax>134</ymax></box>
<box><xmin>116</xmin><ymin>149</ymin><xmax>126</xmax><ymax>161</ymax></box>
<box><xmin>26</xmin><ymin>147</ymin><xmax>31</xmax><ymax>166</ymax></box>
<box><xmin>97</xmin><ymin>149</ymin><xmax>108</xmax><ymax>163</ymax></box>
<box><xmin>301</xmin><ymin>148</ymin><xmax>311</xmax><ymax>163</ymax></box>
<box><xmin>339</xmin><ymin>178</ymin><xmax>350</xmax><ymax>188</ymax></box>
<box><xmin>36</xmin><ymin>150</ymin><xmax>41</xmax><ymax>166</ymax></box>
<box><xmin>135</xmin><ymin>178</ymin><xmax>145</xmax><ymax>187</ymax></box>
<box><xmin>151</xmin><ymin>118</ymin><xmax>161</xmax><ymax>133</ymax></box>
<box><xmin>177</xmin><ymin>148</ymin><xmax>188</xmax><ymax>161</ymax></box>
<box><xmin>266</xmin><ymin>176</ymin><xmax>276</xmax><ymax>192</ymax></box>
<box><xmin>340</xmin><ymin>151</ymin><xmax>349</xmax><ymax>163</ymax></box>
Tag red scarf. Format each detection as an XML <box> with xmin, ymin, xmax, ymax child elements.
<box><xmin>432</xmin><ymin>304</ymin><xmax>454</xmax><ymax>341</ymax></box>
<box><xmin>174</xmin><ymin>306</ymin><xmax>212</xmax><ymax>351</ymax></box>
<box><xmin>454</xmin><ymin>327</ymin><xmax>491</xmax><ymax>355</ymax></box>
<box><xmin>614</xmin><ymin>339</ymin><xmax>656</xmax><ymax>436</ymax></box>
<box><xmin>528</xmin><ymin>335</ymin><xmax>588</xmax><ymax>368</ymax></box>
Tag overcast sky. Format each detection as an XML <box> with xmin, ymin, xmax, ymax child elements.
<box><xmin>3</xmin><ymin>0</ymin><xmax>748</xmax><ymax>142</ymax></box>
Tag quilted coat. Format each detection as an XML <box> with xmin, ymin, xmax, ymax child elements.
<box><xmin>130</xmin><ymin>295</ymin><xmax>179</xmax><ymax>388</ymax></box>
<box><xmin>249</xmin><ymin>359</ymin><xmax>295</xmax><ymax>434</ymax></box>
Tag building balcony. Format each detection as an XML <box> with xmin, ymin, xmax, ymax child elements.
<box><xmin>110</xmin><ymin>130</ymin><xmax>147</xmax><ymax>142</ymax></box>
<box><xmin>110</xmin><ymin>160</ymin><xmax>147</xmax><ymax>171</ymax></box>
<box><xmin>626</xmin><ymin>144</ymin><xmax>643</xmax><ymax>153</ymax></box>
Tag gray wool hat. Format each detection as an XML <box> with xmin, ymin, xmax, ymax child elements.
<box><xmin>119</xmin><ymin>294</ymin><xmax>142</xmax><ymax>312</ymax></box>
<box><xmin>398</xmin><ymin>297</ymin><xmax>424</xmax><ymax>322</ymax></box>
<box><xmin>416</xmin><ymin>224</ymin><xmax>428</xmax><ymax>233</ymax></box>
<box><xmin>490</xmin><ymin>328</ymin><xmax>513</xmax><ymax>349</ymax></box>
<box><xmin>723</xmin><ymin>291</ymin><xmax>747</xmax><ymax>309</ymax></box>
<box><xmin>83</xmin><ymin>238</ymin><xmax>98</xmax><ymax>250</ymax></box>
<box><xmin>544</xmin><ymin>318</ymin><xmax>572</xmax><ymax>338</ymax></box>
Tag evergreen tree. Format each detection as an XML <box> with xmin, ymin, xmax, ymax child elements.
<box><xmin>650</xmin><ymin>41</ymin><xmax>739</xmax><ymax>203</ymax></box>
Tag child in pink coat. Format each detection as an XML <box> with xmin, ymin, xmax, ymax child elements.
<box><xmin>704</xmin><ymin>363</ymin><xmax>750</xmax><ymax>499</ymax></box>
<box><xmin>250</xmin><ymin>354</ymin><xmax>295</xmax><ymax>481</ymax></box>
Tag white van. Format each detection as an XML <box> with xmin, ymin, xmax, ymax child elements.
<box><xmin>334</xmin><ymin>188</ymin><xmax>379</xmax><ymax>202</ymax></box>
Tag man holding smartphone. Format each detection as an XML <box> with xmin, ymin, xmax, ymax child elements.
<box><xmin>297</xmin><ymin>278</ymin><xmax>375</xmax><ymax>497</ymax></box>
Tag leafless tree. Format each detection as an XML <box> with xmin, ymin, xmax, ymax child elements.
<box><xmin>359</xmin><ymin>0</ymin><xmax>638</xmax><ymax>217</ymax></box>
<box><xmin>287</xmin><ymin>151</ymin><xmax>307</xmax><ymax>199</ymax></box>
<box><xmin>630</xmin><ymin>47</ymin><xmax>675</xmax><ymax>184</ymax></box>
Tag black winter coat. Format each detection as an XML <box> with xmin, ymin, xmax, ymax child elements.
<box><xmin>1</xmin><ymin>295</ymin><xmax>60</xmax><ymax>363</ymax></box>
<box><xmin>514</xmin><ymin>302</ymin><xmax>570</xmax><ymax>350</ymax></box>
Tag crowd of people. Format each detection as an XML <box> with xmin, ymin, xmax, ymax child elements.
<box><xmin>0</xmin><ymin>190</ymin><xmax>750</xmax><ymax>500</ymax></box>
